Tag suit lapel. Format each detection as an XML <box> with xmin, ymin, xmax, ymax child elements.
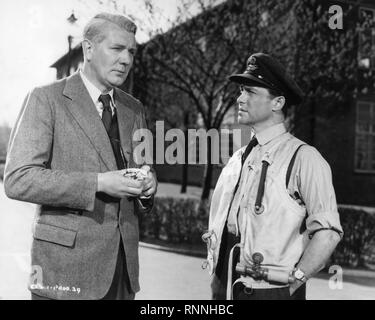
<box><xmin>114</xmin><ymin>88</ymin><xmax>135</xmax><ymax>166</ymax></box>
<box><xmin>63</xmin><ymin>72</ymin><xmax>117</xmax><ymax>171</ymax></box>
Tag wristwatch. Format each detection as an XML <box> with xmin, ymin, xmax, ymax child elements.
<box><xmin>293</xmin><ymin>268</ymin><xmax>307</xmax><ymax>282</ymax></box>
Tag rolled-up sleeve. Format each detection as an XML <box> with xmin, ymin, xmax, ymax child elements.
<box><xmin>295</xmin><ymin>146</ymin><xmax>343</xmax><ymax>238</ymax></box>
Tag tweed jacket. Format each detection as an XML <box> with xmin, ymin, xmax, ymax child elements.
<box><xmin>4</xmin><ymin>72</ymin><xmax>153</xmax><ymax>299</ymax></box>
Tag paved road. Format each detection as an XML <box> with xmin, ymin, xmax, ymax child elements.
<box><xmin>1</xmin><ymin>183</ymin><xmax>375</xmax><ymax>300</ymax></box>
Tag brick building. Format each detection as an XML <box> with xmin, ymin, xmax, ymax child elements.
<box><xmin>51</xmin><ymin>0</ymin><xmax>375</xmax><ymax>205</ymax></box>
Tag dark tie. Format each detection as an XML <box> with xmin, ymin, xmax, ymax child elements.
<box><xmin>241</xmin><ymin>136</ymin><xmax>258</xmax><ymax>165</ymax></box>
<box><xmin>99</xmin><ymin>94</ymin><xmax>112</xmax><ymax>133</ymax></box>
<box><xmin>98</xmin><ymin>94</ymin><xmax>127</xmax><ymax>170</ymax></box>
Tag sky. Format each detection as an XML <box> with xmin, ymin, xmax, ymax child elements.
<box><xmin>0</xmin><ymin>0</ymin><xmax>180</xmax><ymax>128</ymax></box>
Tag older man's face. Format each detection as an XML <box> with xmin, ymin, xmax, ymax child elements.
<box><xmin>88</xmin><ymin>25</ymin><xmax>136</xmax><ymax>91</ymax></box>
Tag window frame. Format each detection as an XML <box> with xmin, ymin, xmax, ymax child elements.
<box><xmin>354</xmin><ymin>100</ymin><xmax>375</xmax><ymax>173</ymax></box>
<box><xmin>358</xmin><ymin>6</ymin><xmax>375</xmax><ymax>71</ymax></box>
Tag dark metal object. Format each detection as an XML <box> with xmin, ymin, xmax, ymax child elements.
<box><xmin>235</xmin><ymin>252</ymin><xmax>295</xmax><ymax>284</ymax></box>
<box><xmin>254</xmin><ymin>161</ymin><xmax>269</xmax><ymax>214</ymax></box>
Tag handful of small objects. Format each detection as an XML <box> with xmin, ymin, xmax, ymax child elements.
<box><xmin>123</xmin><ymin>168</ymin><xmax>148</xmax><ymax>181</ymax></box>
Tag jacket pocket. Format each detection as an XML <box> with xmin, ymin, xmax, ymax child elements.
<box><xmin>42</xmin><ymin>206</ymin><xmax>83</xmax><ymax>216</ymax></box>
<box><xmin>33</xmin><ymin>223</ymin><xmax>77</xmax><ymax>248</ymax></box>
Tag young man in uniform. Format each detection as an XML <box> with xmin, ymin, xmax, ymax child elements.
<box><xmin>204</xmin><ymin>53</ymin><xmax>343</xmax><ymax>300</ymax></box>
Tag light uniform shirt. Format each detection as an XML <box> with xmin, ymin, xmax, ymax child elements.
<box><xmin>80</xmin><ymin>70</ymin><xmax>116</xmax><ymax>117</ymax></box>
<box><xmin>205</xmin><ymin>122</ymin><xmax>343</xmax><ymax>283</ymax></box>
<box><xmin>202</xmin><ymin>122</ymin><xmax>343</xmax><ymax>290</ymax></box>
<box><xmin>227</xmin><ymin>122</ymin><xmax>343</xmax><ymax>238</ymax></box>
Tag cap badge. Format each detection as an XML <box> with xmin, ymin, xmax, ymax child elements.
<box><xmin>246</xmin><ymin>56</ymin><xmax>258</xmax><ymax>72</ymax></box>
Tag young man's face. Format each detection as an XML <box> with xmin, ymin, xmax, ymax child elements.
<box><xmin>87</xmin><ymin>25</ymin><xmax>136</xmax><ymax>91</ymax></box>
<box><xmin>237</xmin><ymin>85</ymin><xmax>275</xmax><ymax>127</ymax></box>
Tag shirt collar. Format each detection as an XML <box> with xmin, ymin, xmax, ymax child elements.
<box><xmin>79</xmin><ymin>70</ymin><xmax>115</xmax><ymax>107</ymax></box>
<box><xmin>255</xmin><ymin>123</ymin><xmax>287</xmax><ymax>146</ymax></box>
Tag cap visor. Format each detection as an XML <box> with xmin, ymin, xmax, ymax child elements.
<box><xmin>228</xmin><ymin>73</ymin><xmax>271</xmax><ymax>88</ymax></box>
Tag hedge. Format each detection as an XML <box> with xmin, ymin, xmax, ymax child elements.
<box><xmin>140</xmin><ymin>197</ymin><xmax>375</xmax><ymax>269</ymax></box>
<box><xmin>331</xmin><ymin>207</ymin><xmax>375</xmax><ymax>269</ymax></box>
<box><xmin>139</xmin><ymin>196</ymin><xmax>208</xmax><ymax>245</ymax></box>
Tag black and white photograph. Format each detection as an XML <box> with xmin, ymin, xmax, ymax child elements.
<box><xmin>0</xmin><ymin>0</ymin><xmax>374</xmax><ymax>305</ymax></box>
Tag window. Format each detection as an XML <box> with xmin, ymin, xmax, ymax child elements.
<box><xmin>358</xmin><ymin>7</ymin><xmax>375</xmax><ymax>70</ymax></box>
<box><xmin>355</xmin><ymin>101</ymin><xmax>375</xmax><ymax>172</ymax></box>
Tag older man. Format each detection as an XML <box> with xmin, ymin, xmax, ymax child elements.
<box><xmin>204</xmin><ymin>53</ymin><xmax>342</xmax><ymax>300</ymax></box>
<box><xmin>4</xmin><ymin>13</ymin><xmax>157</xmax><ymax>300</ymax></box>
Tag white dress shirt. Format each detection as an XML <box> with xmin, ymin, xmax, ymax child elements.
<box><xmin>79</xmin><ymin>70</ymin><xmax>116</xmax><ymax>117</ymax></box>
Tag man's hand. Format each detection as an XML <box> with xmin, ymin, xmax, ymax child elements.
<box><xmin>97</xmin><ymin>171</ymin><xmax>144</xmax><ymax>198</ymax></box>
<box><xmin>289</xmin><ymin>229</ymin><xmax>341</xmax><ymax>296</ymax></box>
<box><xmin>139</xmin><ymin>165</ymin><xmax>157</xmax><ymax>198</ymax></box>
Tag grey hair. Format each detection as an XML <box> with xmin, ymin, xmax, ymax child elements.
<box><xmin>83</xmin><ymin>12</ymin><xmax>137</xmax><ymax>43</ymax></box>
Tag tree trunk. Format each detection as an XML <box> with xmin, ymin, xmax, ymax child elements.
<box><xmin>181</xmin><ymin>164</ymin><xmax>188</xmax><ymax>193</ymax></box>
<box><xmin>201</xmin><ymin>137</ymin><xmax>213</xmax><ymax>200</ymax></box>
<box><xmin>180</xmin><ymin>113</ymin><xmax>189</xmax><ymax>193</ymax></box>
<box><xmin>180</xmin><ymin>127</ymin><xmax>188</xmax><ymax>193</ymax></box>
<box><xmin>310</xmin><ymin>98</ymin><xmax>316</xmax><ymax>145</ymax></box>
